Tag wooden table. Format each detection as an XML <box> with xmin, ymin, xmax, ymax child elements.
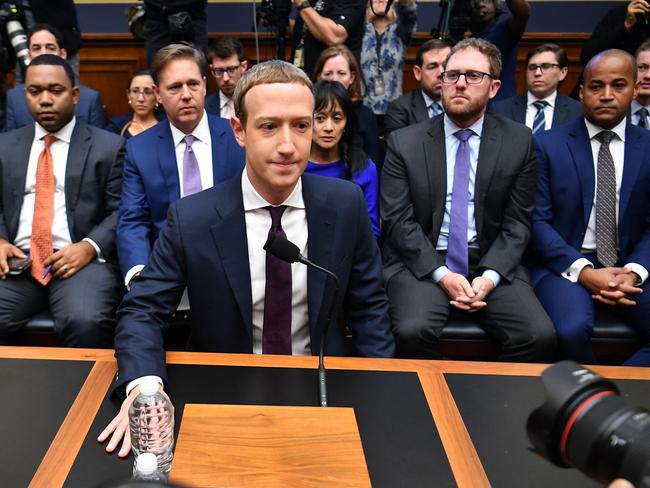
<box><xmin>1</xmin><ymin>347</ymin><xmax>648</xmax><ymax>488</ymax></box>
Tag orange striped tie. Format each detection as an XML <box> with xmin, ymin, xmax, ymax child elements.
<box><xmin>30</xmin><ymin>135</ymin><xmax>57</xmax><ymax>285</ymax></box>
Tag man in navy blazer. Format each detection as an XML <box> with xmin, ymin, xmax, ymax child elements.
<box><xmin>4</xmin><ymin>24</ymin><xmax>105</xmax><ymax>132</ymax></box>
<box><xmin>531</xmin><ymin>49</ymin><xmax>650</xmax><ymax>366</ymax></box>
<box><xmin>117</xmin><ymin>44</ymin><xmax>245</xmax><ymax>286</ymax></box>
<box><xmin>100</xmin><ymin>60</ymin><xmax>394</xmax><ymax>456</ymax></box>
<box><xmin>492</xmin><ymin>43</ymin><xmax>581</xmax><ymax>131</ymax></box>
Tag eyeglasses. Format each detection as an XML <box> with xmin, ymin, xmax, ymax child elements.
<box><xmin>639</xmin><ymin>64</ymin><xmax>650</xmax><ymax>72</ymax></box>
<box><xmin>441</xmin><ymin>70</ymin><xmax>494</xmax><ymax>84</ymax></box>
<box><xmin>211</xmin><ymin>64</ymin><xmax>241</xmax><ymax>77</ymax></box>
<box><xmin>128</xmin><ymin>87</ymin><xmax>155</xmax><ymax>97</ymax></box>
<box><xmin>527</xmin><ymin>63</ymin><xmax>560</xmax><ymax>73</ymax></box>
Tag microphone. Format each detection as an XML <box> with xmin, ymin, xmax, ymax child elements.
<box><xmin>263</xmin><ymin>233</ymin><xmax>340</xmax><ymax>407</ymax></box>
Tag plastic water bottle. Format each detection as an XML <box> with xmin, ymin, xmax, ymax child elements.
<box><xmin>129</xmin><ymin>378</ymin><xmax>175</xmax><ymax>476</ymax></box>
<box><xmin>133</xmin><ymin>452</ymin><xmax>164</xmax><ymax>481</ymax></box>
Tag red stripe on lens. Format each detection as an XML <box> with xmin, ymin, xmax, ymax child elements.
<box><xmin>559</xmin><ymin>390</ymin><xmax>616</xmax><ymax>465</ymax></box>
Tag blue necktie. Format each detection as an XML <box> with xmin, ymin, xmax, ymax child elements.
<box><xmin>532</xmin><ymin>100</ymin><xmax>548</xmax><ymax>134</ymax></box>
<box><xmin>637</xmin><ymin>107</ymin><xmax>648</xmax><ymax>129</ymax></box>
<box><xmin>446</xmin><ymin>129</ymin><xmax>472</xmax><ymax>276</ymax></box>
<box><xmin>429</xmin><ymin>102</ymin><xmax>442</xmax><ymax>118</ymax></box>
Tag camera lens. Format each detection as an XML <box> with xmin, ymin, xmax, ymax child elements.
<box><xmin>527</xmin><ymin>361</ymin><xmax>650</xmax><ymax>487</ymax></box>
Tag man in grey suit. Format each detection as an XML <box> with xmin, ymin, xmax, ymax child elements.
<box><xmin>381</xmin><ymin>38</ymin><xmax>556</xmax><ymax>360</ymax></box>
<box><xmin>0</xmin><ymin>55</ymin><xmax>124</xmax><ymax>347</ymax></box>
<box><xmin>491</xmin><ymin>43</ymin><xmax>582</xmax><ymax>132</ymax></box>
<box><xmin>384</xmin><ymin>39</ymin><xmax>451</xmax><ymax>136</ymax></box>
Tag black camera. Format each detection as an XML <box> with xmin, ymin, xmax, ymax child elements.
<box><xmin>527</xmin><ymin>361</ymin><xmax>650</xmax><ymax>487</ymax></box>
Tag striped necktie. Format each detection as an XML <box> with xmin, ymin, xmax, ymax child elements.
<box><xmin>532</xmin><ymin>100</ymin><xmax>549</xmax><ymax>134</ymax></box>
<box><xmin>637</xmin><ymin>107</ymin><xmax>648</xmax><ymax>129</ymax></box>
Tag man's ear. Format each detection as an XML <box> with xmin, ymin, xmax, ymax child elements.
<box><xmin>241</xmin><ymin>60</ymin><xmax>249</xmax><ymax>72</ymax></box>
<box><xmin>60</xmin><ymin>48</ymin><xmax>67</xmax><ymax>60</ymax></box>
<box><xmin>413</xmin><ymin>65</ymin><xmax>422</xmax><ymax>82</ymax></box>
<box><xmin>230</xmin><ymin>115</ymin><xmax>246</xmax><ymax>149</ymax></box>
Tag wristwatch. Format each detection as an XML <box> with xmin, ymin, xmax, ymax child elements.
<box><xmin>297</xmin><ymin>1</ymin><xmax>311</xmax><ymax>11</ymax></box>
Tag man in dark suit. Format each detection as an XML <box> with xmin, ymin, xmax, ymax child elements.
<box><xmin>99</xmin><ymin>60</ymin><xmax>394</xmax><ymax>456</ymax></box>
<box><xmin>631</xmin><ymin>40</ymin><xmax>650</xmax><ymax>128</ymax></box>
<box><xmin>0</xmin><ymin>55</ymin><xmax>124</xmax><ymax>347</ymax></box>
<box><xmin>205</xmin><ymin>36</ymin><xmax>248</xmax><ymax>119</ymax></box>
<box><xmin>117</xmin><ymin>44</ymin><xmax>245</xmax><ymax>287</ymax></box>
<box><xmin>492</xmin><ymin>43</ymin><xmax>582</xmax><ymax>132</ymax></box>
<box><xmin>384</xmin><ymin>39</ymin><xmax>451</xmax><ymax>136</ymax></box>
<box><xmin>531</xmin><ymin>49</ymin><xmax>650</xmax><ymax>366</ymax></box>
<box><xmin>4</xmin><ymin>24</ymin><xmax>105</xmax><ymax>132</ymax></box>
<box><xmin>381</xmin><ymin>38</ymin><xmax>555</xmax><ymax>360</ymax></box>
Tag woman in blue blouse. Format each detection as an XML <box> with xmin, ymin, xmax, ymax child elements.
<box><xmin>306</xmin><ymin>80</ymin><xmax>380</xmax><ymax>239</ymax></box>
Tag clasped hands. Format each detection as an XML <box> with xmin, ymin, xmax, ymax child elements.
<box><xmin>578</xmin><ymin>266</ymin><xmax>642</xmax><ymax>306</ymax></box>
<box><xmin>439</xmin><ymin>273</ymin><xmax>495</xmax><ymax>312</ymax></box>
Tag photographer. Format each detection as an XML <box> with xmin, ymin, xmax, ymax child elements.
<box><xmin>142</xmin><ymin>0</ymin><xmax>208</xmax><ymax>67</ymax></box>
<box><xmin>292</xmin><ymin>0</ymin><xmax>366</xmax><ymax>77</ymax></box>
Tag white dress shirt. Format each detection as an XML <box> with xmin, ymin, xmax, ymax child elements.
<box><xmin>525</xmin><ymin>91</ymin><xmax>557</xmax><ymax>131</ymax></box>
<box><xmin>125</xmin><ymin>111</ymin><xmax>215</xmax><ymax>286</ymax></box>
<box><xmin>562</xmin><ymin>118</ymin><xmax>648</xmax><ymax>284</ymax></box>
<box><xmin>126</xmin><ymin>168</ymin><xmax>311</xmax><ymax>395</ymax></box>
<box><xmin>14</xmin><ymin>117</ymin><xmax>101</xmax><ymax>258</ymax></box>
<box><xmin>219</xmin><ymin>91</ymin><xmax>235</xmax><ymax>120</ymax></box>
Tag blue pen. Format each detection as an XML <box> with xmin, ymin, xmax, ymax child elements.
<box><xmin>41</xmin><ymin>265</ymin><xmax>52</xmax><ymax>280</ymax></box>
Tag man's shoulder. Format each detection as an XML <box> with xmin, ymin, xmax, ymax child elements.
<box><xmin>76</xmin><ymin>121</ymin><xmax>125</xmax><ymax>146</ymax></box>
<box><xmin>485</xmin><ymin>112</ymin><xmax>530</xmax><ymax>135</ymax></box>
<box><xmin>206</xmin><ymin>113</ymin><xmax>232</xmax><ymax>135</ymax></box>
<box><xmin>389</xmin><ymin>89</ymin><xmax>419</xmax><ymax>109</ymax></box>
<box><xmin>6</xmin><ymin>83</ymin><xmax>24</xmax><ymax>102</ymax></box>
<box><xmin>491</xmin><ymin>93</ymin><xmax>524</xmax><ymax>111</ymax></box>
<box><xmin>0</xmin><ymin>122</ymin><xmax>32</xmax><ymax>143</ymax></box>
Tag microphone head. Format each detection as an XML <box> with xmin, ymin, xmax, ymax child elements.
<box><xmin>263</xmin><ymin>233</ymin><xmax>302</xmax><ymax>263</ymax></box>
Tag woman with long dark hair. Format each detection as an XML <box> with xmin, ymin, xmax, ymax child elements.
<box><xmin>307</xmin><ymin>80</ymin><xmax>380</xmax><ymax>239</ymax></box>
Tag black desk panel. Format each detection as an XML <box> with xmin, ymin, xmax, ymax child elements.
<box><xmin>446</xmin><ymin>373</ymin><xmax>650</xmax><ymax>488</ymax></box>
<box><xmin>67</xmin><ymin>364</ymin><xmax>454</xmax><ymax>487</ymax></box>
<box><xmin>0</xmin><ymin>358</ymin><xmax>92</xmax><ymax>487</ymax></box>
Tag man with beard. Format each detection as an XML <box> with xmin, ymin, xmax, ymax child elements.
<box><xmin>384</xmin><ymin>39</ymin><xmax>451</xmax><ymax>136</ymax></box>
<box><xmin>381</xmin><ymin>38</ymin><xmax>555</xmax><ymax>360</ymax></box>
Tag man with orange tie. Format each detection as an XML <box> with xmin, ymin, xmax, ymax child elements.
<box><xmin>0</xmin><ymin>54</ymin><xmax>125</xmax><ymax>347</ymax></box>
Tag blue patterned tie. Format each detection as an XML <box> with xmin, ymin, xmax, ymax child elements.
<box><xmin>182</xmin><ymin>135</ymin><xmax>203</xmax><ymax>196</ymax></box>
<box><xmin>429</xmin><ymin>102</ymin><xmax>442</xmax><ymax>118</ymax></box>
<box><xmin>637</xmin><ymin>107</ymin><xmax>648</xmax><ymax>129</ymax></box>
<box><xmin>532</xmin><ymin>100</ymin><xmax>549</xmax><ymax>134</ymax></box>
<box><xmin>446</xmin><ymin>129</ymin><xmax>473</xmax><ymax>276</ymax></box>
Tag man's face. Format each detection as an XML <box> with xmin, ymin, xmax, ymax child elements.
<box><xmin>210</xmin><ymin>53</ymin><xmax>248</xmax><ymax>98</ymax></box>
<box><xmin>580</xmin><ymin>53</ymin><xmax>637</xmax><ymax>129</ymax></box>
<box><xmin>414</xmin><ymin>47</ymin><xmax>451</xmax><ymax>101</ymax></box>
<box><xmin>471</xmin><ymin>0</ymin><xmax>496</xmax><ymax>26</ymax></box>
<box><xmin>25</xmin><ymin>64</ymin><xmax>79</xmax><ymax>132</ymax></box>
<box><xmin>230</xmin><ymin>82</ymin><xmax>313</xmax><ymax>205</ymax></box>
<box><xmin>636</xmin><ymin>50</ymin><xmax>650</xmax><ymax>100</ymax></box>
<box><xmin>156</xmin><ymin>58</ymin><xmax>207</xmax><ymax>134</ymax></box>
<box><xmin>526</xmin><ymin>51</ymin><xmax>568</xmax><ymax>99</ymax></box>
<box><xmin>442</xmin><ymin>47</ymin><xmax>500</xmax><ymax>125</ymax></box>
<box><xmin>29</xmin><ymin>30</ymin><xmax>66</xmax><ymax>60</ymax></box>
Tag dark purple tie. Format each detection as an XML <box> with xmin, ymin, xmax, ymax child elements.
<box><xmin>263</xmin><ymin>205</ymin><xmax>292</xmax><ymax>354</ymax></box>
<box><xmin>446</xmin><ymin>129</ymin><xmax>472</xmax><ymax>276</ymax></box>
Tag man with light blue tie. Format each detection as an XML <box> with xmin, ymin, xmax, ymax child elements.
<box><xmin>384</xmin><ymin>39</ymin><xmax>451</xmax><ymax>136</ymax></box>
<box><xmin>381</xmin><ymin>38</ymin><xmax>555</xmax><ymax>360</ymax></box>
<box><xmin>117</xmin><ymin>44</ymin><xmax>245</xmax><ymax>287</ymax></box>
<box><xmin>632</xmin><ymin>40</ymin><xmax>650</xmax><ymax>129</ymax></box>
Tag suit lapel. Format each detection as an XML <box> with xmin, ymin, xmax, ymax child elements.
<box><xmin>425</xmin><ymin>118</ymin><xmax>447</xmax><ymax>238</ymax></box>
<box><xmin>303</xmin><ymin>175</ymin><xmax>335</xmax><ymax>337</ymax></box>
<box><xmin>619</xmin><ymin>125</ymin><xmax>644</xmax><ymax>222</ymax></box>
<box><xmin>412</xmin><ymin>89</ymin><xmax>429</xmax><ymax>123</ymax></box>
<box><xmin>475</xmin><ymin>115</ymin><xmax>501</xmax><ymax>236</ymax></box>
<box><xmin>157</xmin><ymin>122</ymin><xmax>181</xmax><ymax>201</ymax></box>
<box><xmin>513</xmin><ymin>94</ymin><xmax>526</xmax><ymax>124</ymax></box>
<box><xmin>208</xmin><ymin>116</ymin><xmax>227</xmax><ymax>184</ymax></box>
<box><xmin>7</xmin><ymin>125</ymin><xmax>34</xmax><ymax>238</ymax></box>
<box><xmin>209</xmin><ymin>175</ymin><xmax>253</xmax><ymax>339</ymax></box>
<box><xmin>566</xmin><ymin>120</ymin><xmax>595</xmax><ymax>229</ymax></box>
<box><xmin>64</xmin><ymin>123</ymin><xmax>92</xmax><ymax>240</ymax></box>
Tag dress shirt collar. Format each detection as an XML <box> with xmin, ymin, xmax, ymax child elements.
<box><xmin>242</xmin><ymin>166</ymin><xmax>305</xmax><ymax>211</ymax></box>
<box><xmin>421</xmin><ymin>91</ymin><xmax>440</xmax><ymax>111</ymax></box>
<box><xmin>169</xmin><ymin>110</ymin><xmax>210</xmax><ymax>147</ymax></box>
<box><xmin>584</xmin><ymin>117</ymin><xmax>626</xmax><ymax>143</ymax></box>
<box><xmin>35</xmin><ymin>116</ymin><xmax>76</xmax><ymax>143</ymax></box>
<box><xmin>631</xmin><ymin>99</ymin><xmax>650</xmax><ymax>114</ymax></box>
<box><xmin>527</xmin><ymin>90</ymin><xmax>557</xmax><ymax>109</ymax></box>
<box><xmin>219</xmin><ymin>91</ymin><xmax>232</xmax><ymax>109</ymax></box>
<box><xmin>443</xmin><ymin>113</ymin><xmax>484</xmax><ymax>139</ymax></box>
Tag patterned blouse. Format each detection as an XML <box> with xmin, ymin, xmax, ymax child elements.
<box><xmin>361</xmin><ymin>1</ymin><xmax>417</xmax><ymax>115</ymax></box>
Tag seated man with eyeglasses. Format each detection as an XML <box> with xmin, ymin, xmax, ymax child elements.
<box><xmin>381</xmin><ymin>37</ymin><xmax>556</xmax><ymax>360</ymax></box>
<box><xmin>632</xmin><ymin>39</ymin><xmax>650</xmax><ymax>129</ymax></box>
<box><xmin>205</xmin><ymin>36</ymin><xmax>248</xmax><ymax>120</ymax></box>
<box><xmin>116</xmin><ymin>44</ymin><xmax>245</xmax><ymax>288</ymax></box>
<box><xmin>492</xmin><ymin>43</ymin><xmax>582</xmax><ymax>133</ymax></box>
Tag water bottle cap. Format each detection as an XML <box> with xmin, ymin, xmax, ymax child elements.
<box><xmin>135</xmin><ymin>452</ymin><xmax>158</xmax><ymax>475</ymax></box>
<box><xmin>139</xmin><ymin>378</ymin><xmax>160</xmax><ymax>396</ymax></box>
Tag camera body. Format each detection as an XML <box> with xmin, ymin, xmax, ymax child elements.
<box><xmin>527</xmin><ymin>361</ymin><xmax>650</xmax><ymax>487</ymax></box>
<box><xmin>0</xmin><ymin>2</ymin><xmax>31</xmax><ymax>74</ymax></box>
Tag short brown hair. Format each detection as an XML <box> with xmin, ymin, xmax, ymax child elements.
<box><xmin>150</xmin><ymin>43</ymin><xmax>208</xmax><ymax>84</ymax></box>
<box><xmin>416</xmin><ymin>38</ymin><xmax>452</xmax><ymax>67</ymax></box>
<box><xmin>445</xmin><ymin>37</ymin><xmax>502</xmax><ymax>79</ymax></box>
<box><xmin>233</xmin><ymin>60</ymin><xmax>312</xmax><ymax>126</ymax></box>
<box><xmin>312</xmin><ymin>45</ymin><xmax>363</xmax><ymax>103</ymax></box>
<box><xmin>637</xmin><ymin>39</ymin><xmax>650</xmax><ymax>58</ymax></box>
<box><xmin>525</xmin><ymin>43</ymin><xmax>568</xmax><ymax>69</ymax></box>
